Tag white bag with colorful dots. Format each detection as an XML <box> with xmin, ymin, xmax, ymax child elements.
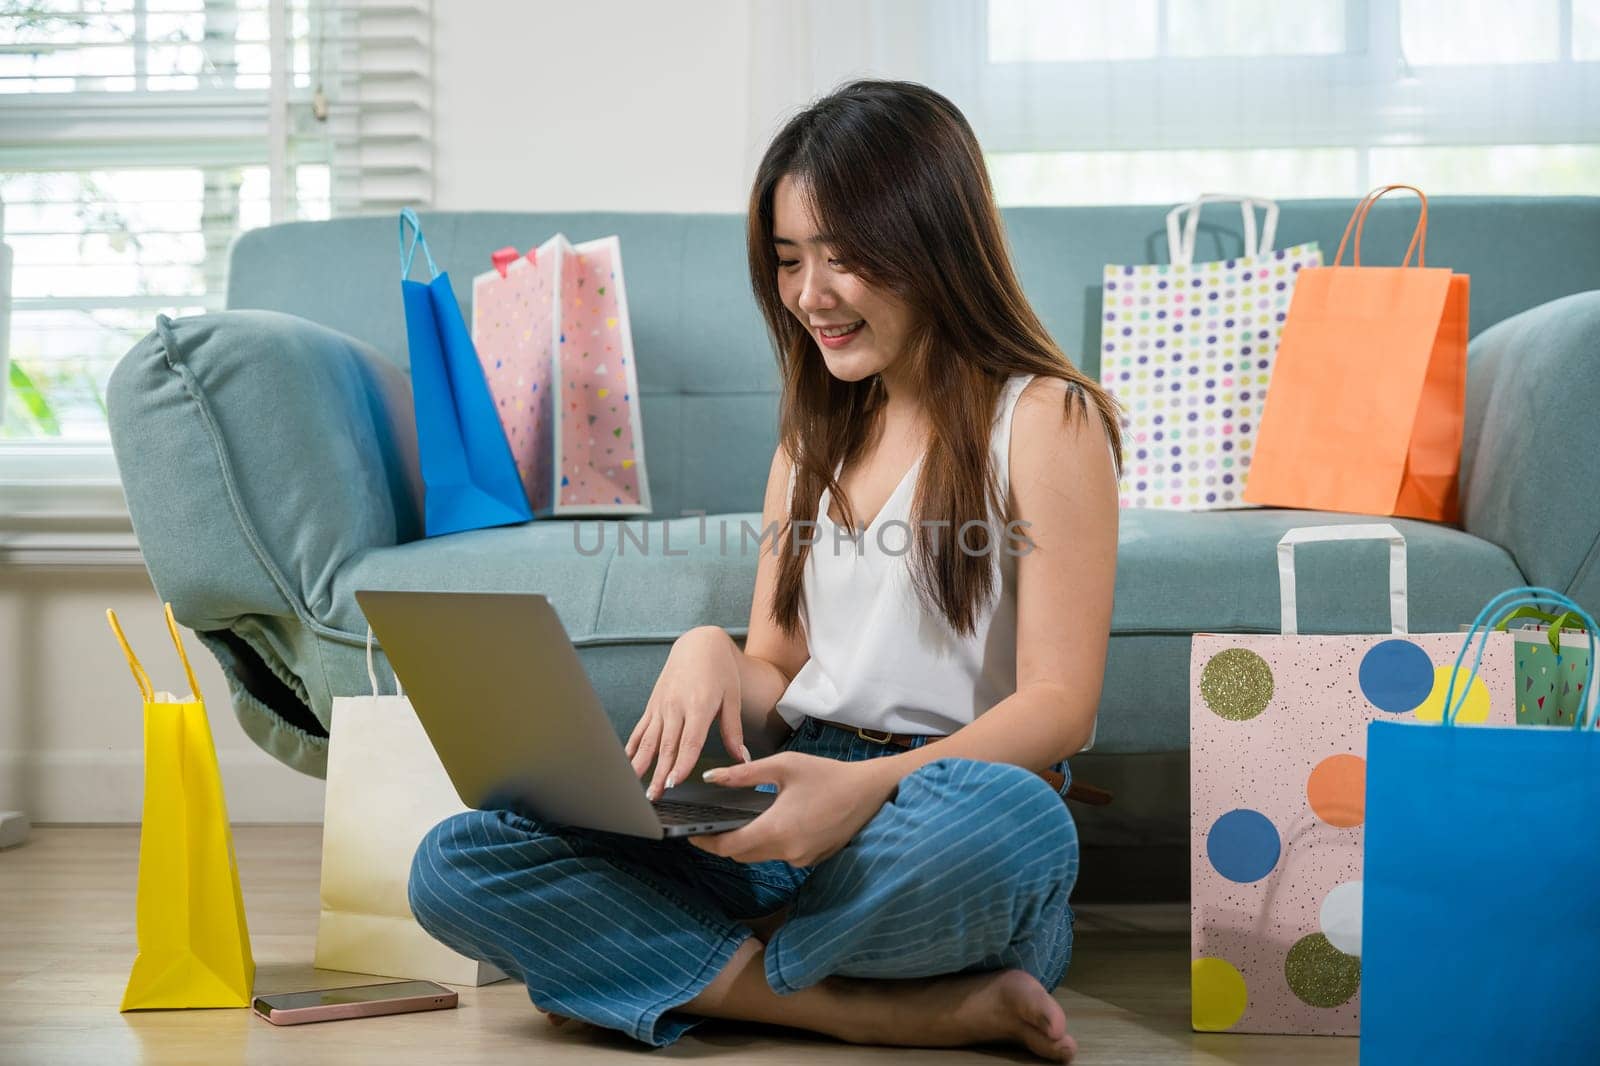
<box><xmin>1100</xmin><ymin>194</ymin><xmax>1321</xmax><ymax>511</ymax></box>
<box><xmin>1188</xmin><ymin>525</ymin><xmax>1514</xmax><ymax>1036</ymax></box>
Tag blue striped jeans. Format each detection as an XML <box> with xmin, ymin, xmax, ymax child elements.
<box><xmin>407</xmin><ymin>714</ymin><xmax>1080</xmax><ymax>1047</ymax></box>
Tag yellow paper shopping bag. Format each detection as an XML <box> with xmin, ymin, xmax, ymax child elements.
<box><xmin>108</xmin><ymin>603</ymin><xmax>254</xmax><ymax>1011</ymax></box>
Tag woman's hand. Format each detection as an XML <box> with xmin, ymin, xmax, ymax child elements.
<box><xmin>626</xmin><ymin>626</ymin><xmax>749</xmax><ymax>801</ymax></box>
<box><xmin>687</xmin><ymin>753</ymin><xmax>899</xmax><ymax>866</ymax></box>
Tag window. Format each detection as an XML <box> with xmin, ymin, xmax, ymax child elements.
<box><xmin>0</xmin><ymin>0</ymin><xmax>432</xmax><ymax>513</ymax></box>
<box><xmin>975</xmin><ymin>0</ymin><xmax>1600</xmax><ymax>205</ymax></box>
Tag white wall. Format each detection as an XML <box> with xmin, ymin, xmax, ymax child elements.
<box><xmin>4</xmin><ymin>1</ymin><xmax>810</xmax><ymax>824</ymax></box>
<box><xmin>0</xmin><ymin>566</ymin><xmax>327</xmax><ymax>823</ymax></box>
<box><xmin>432</xmin><ymin>0</ymin><xmax>756</xmax><ymax>213</ymax></box>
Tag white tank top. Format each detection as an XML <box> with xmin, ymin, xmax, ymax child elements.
<box><xmin>774</xmin><ymin>373</ymin><xmax>1037</xmax><ymax>736</ymax></box>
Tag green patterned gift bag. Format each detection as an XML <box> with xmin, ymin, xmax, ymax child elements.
<box><xmin>1498</xmin><ymin>607</ymin><xmax>1591</xmax><ymax>725</ymax></box>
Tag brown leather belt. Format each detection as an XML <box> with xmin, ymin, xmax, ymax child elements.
<box><xmin>808</xmin><ymin>717</ymin><xmax>1113</xmax><ymax>807</ymax></box>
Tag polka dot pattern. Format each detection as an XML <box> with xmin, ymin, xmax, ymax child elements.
<box><xmin>1319</xmin><ymin>881</ymin><xmax>1363</xmax><ymax>956</ymax></box>
<box><xmin>1192</xmin><ymin>958</ymin><xmax>1250</xmax><ymax>1032</ymax></box>
<box><xmin>1285</xmin><ymin>933</ymin><xmax>1361</xmax><ymax>1008</ymax></box>
<box><xmin>1190</xmin><ymin>632</ymin><xmax>1515</xmax><ymax>1035</ymax></box>
<box><xmin>1412</xmin><ymin>666</ymin><xmax>1491</xmax><ymax>724</ymax></box>
<box><xmin>1099</xmin><ymin>242</ymin><xmax>1322</xmax><ymax>511</ymax></box>
<box><xmin>1306</xmin><ymin>754</ymin><xmax>1365</xmax><ymax>828</ymax></box>
<box><xmin>1200</xmin><ymin>648</ymin><xmax>1275</xmax><ymax>721</ymax></box>
<box><xmin>1207</xmin><ymin>809</ymin><xmax>1282</xmax><ymax>883</ymax></box>
<box><xmin>473</xmin><ymin>234</ymin><xmax>650</xmax><ymax>515</ymax></box>
<box><xmin>1358</xmin><ymin>639</ymin><xmax>1436</xmax><ymax>713</ymax></box>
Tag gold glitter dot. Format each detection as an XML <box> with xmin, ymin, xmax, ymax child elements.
<box><xmin>1200</xmin><ymin>648</ymin><xmax>1275</xmax><ymax>721</ymax></box>
<box><xmin>1284</xmin><ymin>933</ymin><xmax>1360</xmax><ymax>1008</ymax></box>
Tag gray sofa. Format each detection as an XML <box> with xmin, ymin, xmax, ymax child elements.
<box><xmin>108</xmin><ymin>199</ymin><xmax>1600</xmax><ymax>789</ymax></box>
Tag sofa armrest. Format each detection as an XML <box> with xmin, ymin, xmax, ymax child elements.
<box><xmin>108</xmin><ymin>310</ymin><xmax>420</xmax><ymax>772</ymax></box>
<box><xmin>1461</xmin><ymin>290</ymin><xmax>1600</xmax><ymax>607</ymax></box>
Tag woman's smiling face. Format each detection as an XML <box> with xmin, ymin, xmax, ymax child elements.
<box><xmin>772</xmin><ymin>174</ymin><xmax>916</xmax><ymax>383</ymax></box>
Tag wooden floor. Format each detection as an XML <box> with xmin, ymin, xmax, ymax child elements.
<box><xmin>0</xmin><ymin>827</ymin><xmax>1356</xmax><ymax>1065</ymax></box>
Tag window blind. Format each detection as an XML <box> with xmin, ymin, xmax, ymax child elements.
<box><xmin>0</xmin><ymin>0</ymin><xmax>432</xmax><ymax>445</ymax></box>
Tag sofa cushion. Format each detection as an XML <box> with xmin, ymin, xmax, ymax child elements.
<box><xmin>1113</xmin><ymin>509</ymin><xmax>1524</xmax><ymax>636</ymax></box>
<box><xmin>333</xmin><ymin>513</ymin><xmax>764</xmax><ymax>644</ymax></box>
<box><xmin>109</xmin><ymin>311</ymin><xmax>422</xmax><ymax>633</ymax></box>
<box><xmin>1462</xmin><ymin>290</ymin><xmax>1600</xmax><ymax>608</ymax></box>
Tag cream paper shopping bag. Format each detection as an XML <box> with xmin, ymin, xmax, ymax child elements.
<box><xmin>314</xmin><ymin>630</ymin><xmax>505</xmax><ymax>986</ymax></box>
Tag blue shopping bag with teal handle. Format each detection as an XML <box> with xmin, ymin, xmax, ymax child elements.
<box><xmin>399</xmin><ymin>208</ymin><xmax>532</xmax><ymax>536</ymax></box>
<box><xmin>1362</xmin><ymin>586</ymin><xmax>1600</xmax><ymax>1065</ymax></box>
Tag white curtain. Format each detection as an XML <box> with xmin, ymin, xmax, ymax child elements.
<box><xmin>742</xmin><ymin>1</ymin><xmax>979</xmax><ymax>185</ymax></box>
<box><xmin>744</xmin><ymin>0</ymin><xmax>1600</xmax><ymax>203</ymax></box>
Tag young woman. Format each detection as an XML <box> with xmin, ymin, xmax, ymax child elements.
<box><xmin>408</xmin><ymin>79</ymin><xmax>1120</xmax><ymax>1062</ymax></box>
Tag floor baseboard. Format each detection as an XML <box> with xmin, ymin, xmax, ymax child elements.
<box><xmin>1073</xmin><ymin>844</ymin><xmax>1187</xmax><ymax>903</ymax></box>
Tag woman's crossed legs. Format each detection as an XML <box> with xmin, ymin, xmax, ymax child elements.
<box><xmin>408</xmin><ymin>756</ymin><xmax>1079</xmax><ymax>1060</ymax></box>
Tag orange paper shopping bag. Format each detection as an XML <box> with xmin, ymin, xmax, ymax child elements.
<box><xmin>1243</xmin><ymin>185</ymin><xmax>1468</xmax><ymax>522</ymax></box>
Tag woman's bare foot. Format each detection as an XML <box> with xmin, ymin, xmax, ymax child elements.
<box><xmin>685</xmin><ymin>938</ymin><xmax>1075</xmax><ymax>1062</ymax></box>
<box><xmin>833</xmin><ymin>968</ymin><xmax>1075</xmax><ymax>1062</ymax></box>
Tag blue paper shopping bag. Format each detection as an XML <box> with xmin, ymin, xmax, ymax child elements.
<box><xmin>399</xmin><ymin>208</ymin><xmax>532</xmax><ymax>536</ymax></box>
<box><xmin>1362</xmin><ymin>586</ymin><xmax>1600</xmax><ymax>1066</ymax></box>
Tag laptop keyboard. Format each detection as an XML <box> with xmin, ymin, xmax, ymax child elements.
<box><xmin>652</xmin><ymin>799</ymin><xmax>757</xmax><ymax>826</ymax></box>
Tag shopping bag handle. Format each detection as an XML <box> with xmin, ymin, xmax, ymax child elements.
<box><xmin>1277</xmin><ymin>524</ymin><xmax>1407</xmax><ymax>636</ymax></box>
<box><xmin>104</xmin><ymin>603</ymin><xmax>202</xmax><ymax>703</ymax></box>
<box><xmin>1494</xmin><ymin>605</ymin><xmax>1564</xmax><ymax>630</ymax></box>
<box><xmin>1493</xmin><ymin>606</ymin><xmax>1587</xmax><ymax>655</ymax></box>
<box><xmin>1448</xmin><ymin>587</ymin><xmax>1599</xmax><ymax>730</ymax></box>
<box><xmin>1165</xmin><ymin>193</ymin><xmax>1279</xmax><ymax>267</ymax></box>
<box><xmin>398</xmin><ymin>207</ymin><xmax>440</xmax><ymax>281</ymax></box>
<box><xmin>106</xmin><ymin>609</ymin><xmax>153</xmax><ymax>702</ymax></box>
<box><xmin>364</xmin><ymin>627</ymin><xmax>405</xmax><ymax>699</ymax></box>
<box><xmin>1333</xmin><ymin>184</ymin><xmax>1428</xmax><ymax>269</ymax></box>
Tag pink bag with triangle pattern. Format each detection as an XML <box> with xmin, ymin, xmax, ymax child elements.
<box><xmin>472</xmin><ymin>234</ymin><xmax>651</xmax><ymax>516</ymax></box>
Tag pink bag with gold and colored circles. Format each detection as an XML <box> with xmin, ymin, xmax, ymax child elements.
<box><xmin>1189</xmin><ymin>524</ymin><xmax>1513</xmax><ymax>1036</ymax></box>
<box><xmin>472</xmin><ymin>234</ymin><xmax>651</xmax><ymax>516</ymax></box>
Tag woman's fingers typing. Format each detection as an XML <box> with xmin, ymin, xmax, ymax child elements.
<box><xmin>628</xmin><ymin>714</ymin><xmax>659</xmax><ymax>779</ymax></box>
<box><xmin>717</xmin><ymin>690</ymin><xmax>752</xmax><ymax>766</ymax></box>
<box><xmin>636</xmin><ymin>628</ymin><xmax>746</xmax><ymax>799</ymax></box>
<box><xmin>623</xmin><ymin>700</ymin><xmax>652</xmax><ymax>761</ymax></box>
<box><xmin>648</xmin><ymin>712</ymin><xmax>685</xmax><ymax>800</ymax></box>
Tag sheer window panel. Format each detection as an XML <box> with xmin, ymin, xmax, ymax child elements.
<box><xmin>988</xmin><ymin>0</ymin><xmax>1160</xmax><ymax>62</ymax></box>
<box><xmin>1400</xmin><ymin>0</ymin><xmax>1561</xmax><ymax>65</ymax></box>
<box><xmin>1367</xmin><ymin>144</ymin><xmax>1600</xmax><ymax>195</ymax></box>
<box><xmin>1166</xmin><ymin>0</ymin><xmax>1345</xmax><ymax>57</ymax></box>
<box><xmin>1576</xmin><ymin>0</ymin><xmax>1600</xmax><ymax>58</ymax></box>
<box><xmin>963</xmin><ymin>0</ymin><xmax>1600</xmax><ymax>203</ymax></box>
<box><xmin>988</xmin><ymin>147</ymin><xmax>1360</xmax><ymax>206</ymax></box>
<box><xmin>987</xmin><ymin>0</ymin><xmax>1345</xmax><ymax>63</ymax></box>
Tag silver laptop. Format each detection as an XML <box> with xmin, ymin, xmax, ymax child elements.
<box><xmin>355</xmin><ymin>589</ymin><xmax>775</xmax><ymax>839</ymax></box>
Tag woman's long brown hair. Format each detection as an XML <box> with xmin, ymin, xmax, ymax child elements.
<box><xmin>747</xmin><ymin>79</ymin><xmax>1122</xmax><ymax>638</ymax></box>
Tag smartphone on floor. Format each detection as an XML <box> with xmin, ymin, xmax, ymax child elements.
<box><xmin>252</xmin><ymin>979</ymin><xmax>458</xmax><ymax>1025</ymax></box>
